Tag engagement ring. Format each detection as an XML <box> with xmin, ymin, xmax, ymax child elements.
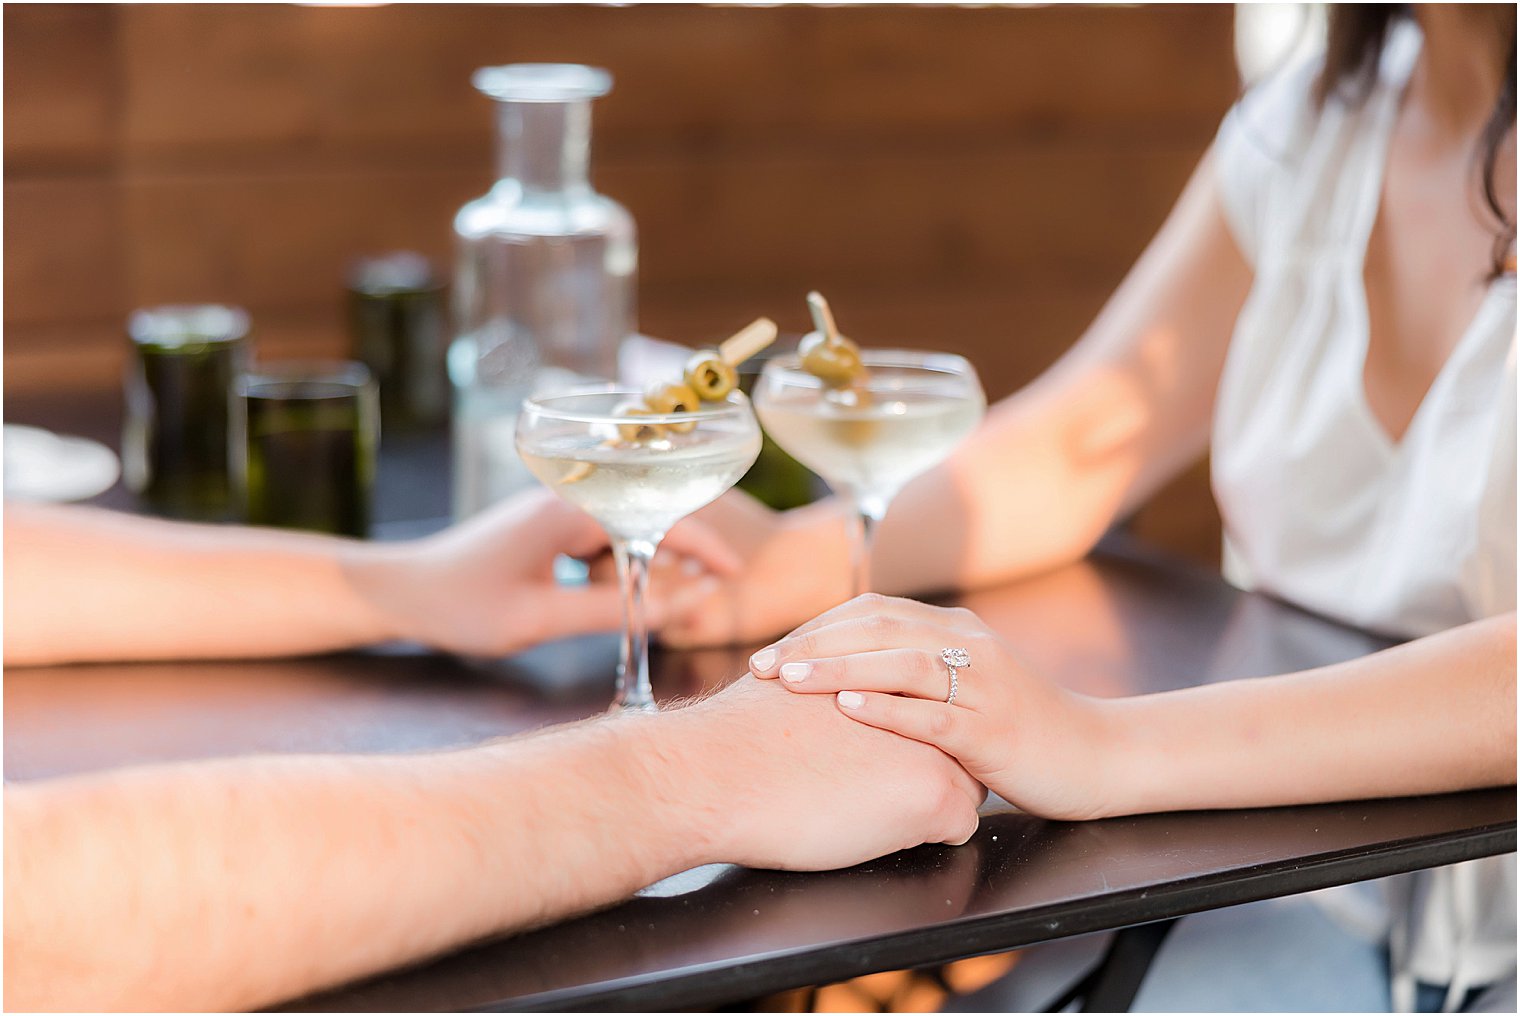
<box><xmin>941</xmin><ymin>647</ymin><xmax>970</xmax><ymax>705</ymax></box>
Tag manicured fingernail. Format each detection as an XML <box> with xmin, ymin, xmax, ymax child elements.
<box><xmin>750</xmin><ymin>648</ymin><xmax>777</xmax><ymax>672</ymax></box>
<box><xmin>780</xmin><ymin>662</ymin><xmax>811</xmax><ymax>683</ymax></box>
<box><xmin>837</xmin><ymin>690</ymin><xmax>865</xmax><ymax>709</ymax></box>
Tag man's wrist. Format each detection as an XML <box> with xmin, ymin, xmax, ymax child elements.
<box><xmin>620</xmin><ymin>706</ymin><xmax>737</xmax><ymax>870</ymax></box>
<box><xmin>457</xmin><ymin>714</ymin><xmax>725</xmax><ymax>898</ymax></box>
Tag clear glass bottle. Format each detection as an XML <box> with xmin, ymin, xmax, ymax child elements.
<box><xmin>450</xmin><ymin>63</ymin><xmax>637</xmax><ymax>519</ymax></box>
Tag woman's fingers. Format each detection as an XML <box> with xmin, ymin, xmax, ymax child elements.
<box><xmin>834</xmin><ymin>690</ymin><xmax>976</xmax><ymax>761</ymax></box>
<box><xmin>645</xmin><ymin>574</ymin><xmax>724</xmax><ymax>629</ymax></box>
<box><xmin>660</xmin><ymin>516</ymin><xmax>745</xmax><ymax>576</ymax></box>
<box><xmin>751</xmin><ymin>615</ymin><xmax>981</xmax><ymax>676</ymax></box>
<box><xmin>574</xmin><ymin>525</ymin><xmax>742</xmax><ymax>583</ymax></box>
<box><xmin>775</xmin><ymin>648</ymin><xmax>954</xmax><ymax>701</ymax></box>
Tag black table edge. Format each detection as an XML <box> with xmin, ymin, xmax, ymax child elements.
<box><xmin>476</xmin><ymin>813</ymin><xmax>1516</xmax><ymax>1012</ymax></box>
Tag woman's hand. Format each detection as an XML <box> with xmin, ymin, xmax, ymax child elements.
<box><xmin>656</xmin><ymin>491</ymin><xmax>856</xmax><ymax>648</ymax></box>
<box><xmin>747</xmin><ymin>594</ymin><xmax>1118</xmax><ymax>821</ymax></box>
<box><xmin>345</xmin><ymin>488</ymin><xmax>742</xmax><ymax>657</ymax></box>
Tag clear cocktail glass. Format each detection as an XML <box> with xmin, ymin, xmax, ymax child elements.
<box><xmin>754</xmin><ymin>350</ymin><xmax>985</xmax><ymax>596</ymax></box>
<box><xmin>516</xmin><ymin>385</ymin><xmax>761</xmax><ymax>710</ymax></box>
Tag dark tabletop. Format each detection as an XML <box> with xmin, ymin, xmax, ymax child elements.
<box><xmin>4</xmin><ymin>396</ymin><xmax>1516</xmax><ymax>1012</ymax></box>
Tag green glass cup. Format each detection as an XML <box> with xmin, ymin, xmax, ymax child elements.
<box><xmin>347</xmin><ymin>252</ymin><xmax>448</xmax><ymax>432</ymax></box>
<box><xmin>237</xmin><ymin>361</ymin><xmax>378</xmax><ymax>537</ymax></box>
<box><xmin>123</xmin><ymin>305</ymin><xmax>250</xmax><ymax>521</ymax></box>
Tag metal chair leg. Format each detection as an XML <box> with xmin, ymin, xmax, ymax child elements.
<box><xmin>1077</xmin><ymin>918</ymin><xmax>1179</xmax><ymax>1013</ymax></box>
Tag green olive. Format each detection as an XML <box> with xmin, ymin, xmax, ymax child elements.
<box><xmin>644</xmin><ymin>380</ymin><xmax>702</xmax><ymax>432</ymax></box>
<box><xmin>613</xmin><ymin>402</ymin><xmax>667</xmax><ymax>444</ymax></box>
<box><xmin>684</xmin><ymin>351</ymin><xmax>738</xmax><ymax>401</ymax></box>
<box><xmin>824</xmin><ymin>384</ymin><xmax>878</xmax><ymax>446</ymax></box>
<box><xmin>799</xmin><ymin>331</ymin><xmax>863</xmax><ymax>388</ymax></box>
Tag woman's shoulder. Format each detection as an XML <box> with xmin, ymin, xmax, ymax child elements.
<box><xmin>1213</xmin><ymin>56</ymin><xmax>1324</xmax><ymax>266</ymax></box>
<box><xmin>1222</xmin><ymin>56</ymin><xmax>1323</xmax><ymax>171</ymax></box>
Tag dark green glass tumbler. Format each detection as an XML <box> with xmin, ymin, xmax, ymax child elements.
<box><xmin>123</xmin><ymin>305</ymin><xmax>250</xmax><ymax>521</ymax></box>
<box><xmin>346</xmin><ymin>252</ymin><xmax>448</xmax><ymax>431</ymax></box>
<box><xmin>238</xmin><ymin>361</ymin><xmax>378</xmax><ymax>537</ymax></box>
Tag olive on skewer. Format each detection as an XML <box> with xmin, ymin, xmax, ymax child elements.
<box><xmin>613</xmin><ymin>402</ymin><xmax>668</xmax><ymax>444</ymax></box>
<box><xmin>799</xmin><ymin>291</ymin><xmax>871</xmax><ymax>406</ymax></box>
<box><xmin>644</xmin><ymin>381</ymin><xmax>703</xmax><ymax>433</ymax></box>
<box><xmin>684</xmin><ymin>352</ymin><xmax>740</xmax><ymax>402</ymax></box>
<box><xmin>799</xmin><ymin>330</ymin><xmax>863</xmax><ymax>389</ymax></box>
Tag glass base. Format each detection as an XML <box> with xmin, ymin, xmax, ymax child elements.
<box><xmin>636</xmin><ymin>863</ymin><xmax>736</xmax><ymax>898</ymax></box>
<box><xmin>610</xmin><ymin>696</ymin><xmax>658</xmax><ymax>714</ymax></box>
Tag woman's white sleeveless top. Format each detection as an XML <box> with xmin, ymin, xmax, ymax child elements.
<box><xmin>1210</xmin><ymin>20</ymin><xmax>1516</xmax><ymax>1010</ymax></box>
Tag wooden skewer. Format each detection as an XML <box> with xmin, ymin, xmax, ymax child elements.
<box><xmin>717</xmin><ymin>316</ymin><xmax>778</xmax><ymax>366</ymax></box>
<box><xmin>806</xmin><ymin>291</ymin><xmax>840</xmax><ymax>344</ymax></box>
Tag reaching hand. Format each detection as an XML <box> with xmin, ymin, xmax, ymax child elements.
<box><xmin>746</xmin><ymin>594</ymin><xmax>1116</xmax><ymax>821</ymax></box>
<box><xmin>348</xmin><ymin>488</ymin><xmax>742</xmax><ymax>657</ymax></box>
<box><xmin>655</xmin><ymin>490</ymin><xmax>857</xmax><ymax>648</ymax></box>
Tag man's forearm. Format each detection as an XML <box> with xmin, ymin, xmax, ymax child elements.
<box><xmin>4</xmin><ymin>714</ymin><xmax>713</xmax><ymax>1012</ymax></box>
<box><xmin>3</xmin><ymin>504</ymin><xmax>400</xmax><ymax>665</ymax></box>
<box><xmin>1099</xmin><ymin>613</ymin><xmax>1517</xmax><ymax>817</ymax></box>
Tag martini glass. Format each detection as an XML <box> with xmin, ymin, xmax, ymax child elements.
<box><xmin>754</xmin><ymin>350</ymin><xmax>984</xmax><ymax>596</ymax></box>
<box><xmin>516</xmin><ymin>385</ymin><xmax>761</xmax><ymax>710</ymax></box>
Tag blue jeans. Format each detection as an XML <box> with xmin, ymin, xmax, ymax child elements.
<box><xmin>947</xmin><ymin>893</ymin><xmax>1390</xmax><ymax>1012</ymax></box>
<box><xmin>946</xmin><ymin>890</ymin><xmax>1516</xmax><ymax>1012</ymax></box>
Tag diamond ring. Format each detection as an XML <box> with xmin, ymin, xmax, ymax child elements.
<box><xmin>941</xmin><ymin>647</ymin><xmax>970</xmax><ymax>705</ymax></box>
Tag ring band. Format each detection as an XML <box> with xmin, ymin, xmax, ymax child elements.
<box><xmin>941</xmin><ymin>647</ymin><xmax>970</xmax><ymax>705</ymax></box>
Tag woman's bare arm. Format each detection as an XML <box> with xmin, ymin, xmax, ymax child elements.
<box><xmin>667</xmin><ymin>150</ymin><xmax>1254</xmax><ymax>646</ymax></box>
<box><xmin>1104</xmin><ymin>612</ymin><xmax>1517</xmax><ymax>816</ymax></box>
<box><xmin>876</xmin><ymin>149</ymin><xmax>1253</xmax><ymax>592</ymax></box>
<box><xmin>749</xmin><ymin>596</ymin><xmax>1515</xmax><ymax>822</ymax></box>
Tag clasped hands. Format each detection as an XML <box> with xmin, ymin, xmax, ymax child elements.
<box><xmin>745</xmin><ymin>593</ymin><xmax>1118</xmax><ymax>823</ymax></box>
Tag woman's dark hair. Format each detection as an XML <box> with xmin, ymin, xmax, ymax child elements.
<box><xmin>1317</xmin><ymin>4</ymin><xmax>1516</xmax><ymax>275</ymax></box>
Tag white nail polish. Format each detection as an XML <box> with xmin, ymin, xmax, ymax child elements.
<box><xmin>837</xmin><ymin>690</ymin><xmax>865</xmax><ymax>709</ymax></box>
<box><xmin>750</xmin><ymin>648</ymin><xmax>777</xmax><ymax>672</ymax></box>
<box><xmin>780</xmin><ymin>662</ymin><xmax>810</xmax><ymax>683</ymax></box>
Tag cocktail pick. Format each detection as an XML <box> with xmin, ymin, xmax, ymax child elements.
<box><xmin>799</xmin><ymin>293</ymin><xmax>866</xmax><ymax>392</ymax></box>
<box><xmin>719</xmin><ymin>317</ymin><xmax>779</xmax><ymax>367</ymax></box>
<box><xmin>806</xmin><ymin>291</ymin><xmax>839</xmax><ymax>344</ymax></box>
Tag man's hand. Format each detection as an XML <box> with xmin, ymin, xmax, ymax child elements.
<box><xmin>661</xmin><ymin>675</ymin><xmax>986</xmax><ymax>870</ymax></box>
<box><xmin>346</xmin><ymin>488</ymin><xmax>743</xmax><ymax>657</ymax></box>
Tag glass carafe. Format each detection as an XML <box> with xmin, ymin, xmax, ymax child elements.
<box><xmin>450</xmin><ymin>63</ymin><xmax>637</xmax><ymax>519</ymax></box>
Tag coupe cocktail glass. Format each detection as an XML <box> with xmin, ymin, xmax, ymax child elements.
<box><xmin>516</xmin><ymin>385</ymin><xmax>761</xmax><ymax>710</ymax></box>
<box><xmin>755</xmin><ymin>350</ymin><xmax>985</xmax><ymax>596</ymax></box>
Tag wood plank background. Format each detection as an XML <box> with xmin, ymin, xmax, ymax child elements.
<box><xmin>4</xmin><ymin>3</ymin><xmax>1239</xmax><ymax>561</ymax></box>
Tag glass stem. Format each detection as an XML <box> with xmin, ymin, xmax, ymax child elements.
<box><xmin>611</xmin><ymin>536</ymin><xmax>659</xmax><ymax>712</ymax></box>
<box><xmin>848</xmin><ymin>494</ymin><xmax>889</xmax><ymax>598</ymax></box>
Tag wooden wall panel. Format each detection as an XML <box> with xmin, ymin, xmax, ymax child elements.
<box><xmin>2</xmin><ymin>4</ymin><xmax>117</xmax><ymax>170</ymax></box>
<box><xmin>109</xmin><ymin>141</ymin><xmax>1203</xmax><ymax>322</ymax></box>
<box><xmin>4</xmin><ymin>179</ymin><xmax>126</xmax><ymax>325</ymax></box>
<box><xmin>104</xmin><ymin>5</ymin><xmax>1234</xmax><ymax>161</ymax></box>
<box><xmin>4</xmin><ymin>3</ymin><xmax>1237</xmax><ymax>562</ymax></box>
